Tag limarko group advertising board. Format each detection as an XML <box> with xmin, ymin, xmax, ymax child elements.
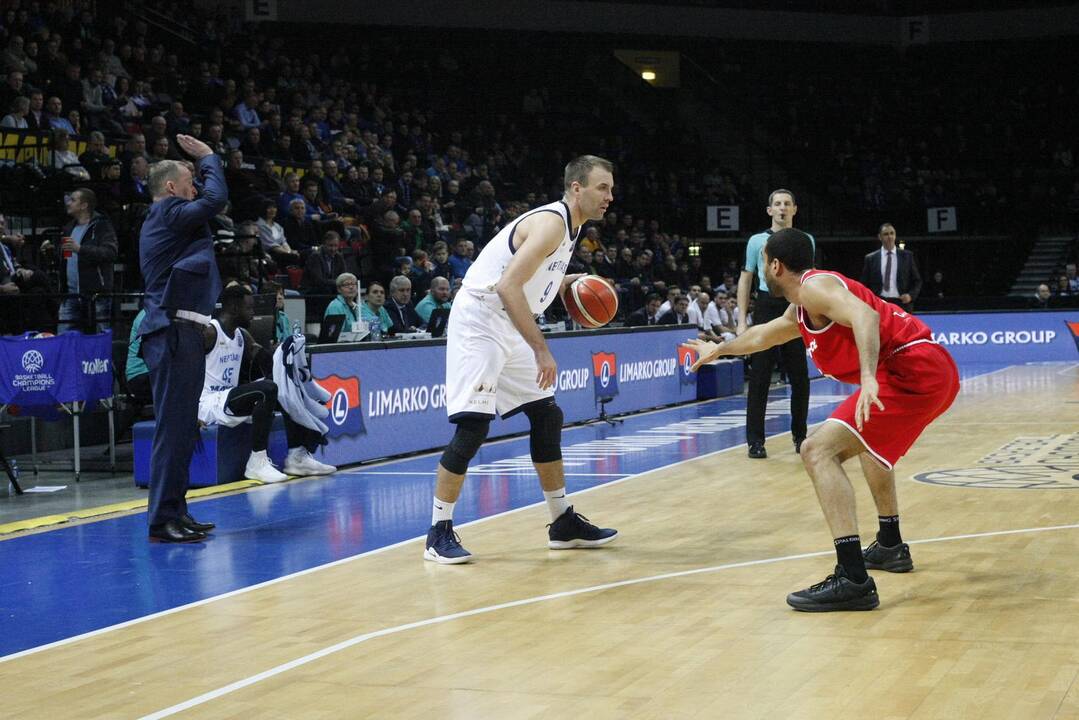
<box><xmin>311</xmin><ymin>311</ymin><xmax>1077</xmax><ymax>465</ymax></box>
<box><xmin>803</xmin><ymin>310</ymin><xmax>1077</xmax><ymax>373</ymax></box>
<box><xmin>918</xmin><ymin>311</ymin><xmax>1078</xmax><ymax>364</ymax></box>
<box><xmin>310</xmin><ymin>326</ymin><xmax>700</xmax><ymax>465</ymax></box>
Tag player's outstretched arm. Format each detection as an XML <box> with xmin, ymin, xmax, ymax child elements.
<box><xmin>686</xmin><ymin>304</ymin><xmax>800</xmax><ymax>371</ymax></box>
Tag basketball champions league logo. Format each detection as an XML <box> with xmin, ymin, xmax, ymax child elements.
<box><xmin>591</xmin><ymin>352</ymin><xmax>619</xmax><ymax>401</ymax></box>
<box><xmin>914</xmin><ymin>433</ymin><xmax>1079</xmax><ymax>489</ymax></box>
<box><xmin>21</xmin><ymin>350</ymin><xmax>44</xmax><ymax>373</ymax></box>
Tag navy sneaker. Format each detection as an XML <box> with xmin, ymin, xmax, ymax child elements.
<box><xmin>786</xmin><ymin>565</ymin><xmax>880</xmax><ymax>612</ymax></box>
<box><xmin>863</xmin><ymin>540</ymin><xmax>914</xmax><ymax>573</ymax></box>
<box><xmin>424</xmin><ymin>520</ymin><xmax>472</xmax><ymax>564</ymax></box>
<box><xmin>547</xmin><ymin>506</ymin><xmax>618</xmax><ymax>549</ymax></box>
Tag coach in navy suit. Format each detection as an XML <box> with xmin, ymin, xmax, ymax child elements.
<box><xmin>138</xmin><ymin>135</ymin><xmax>228</xmax><ymax>543</ymax></box>
<box><xmin>860</xmin><ymin>223</ymin><xmax>922</xmax><ymax>313</ymax></box>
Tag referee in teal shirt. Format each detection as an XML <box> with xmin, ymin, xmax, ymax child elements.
<box><xmin>737</xmin><ymin>189</ymin><xmax>814</xmax><ymax>459</ymax></box>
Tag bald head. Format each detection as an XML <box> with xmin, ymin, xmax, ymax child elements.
<box><xmin>429</xmin><ymin>276</ymin><xmax>450</xmax><ymax>302</ymax></box>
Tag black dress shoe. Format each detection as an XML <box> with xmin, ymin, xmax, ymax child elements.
<box><xmin>149</xmin><ymin>519</ymin><xmax>207</xmax><ymax>543</ymax></box>
<box><xmin>181</xmin><ymin>513</ymin><xmax>216</xmax><ymax>532</ymax></box>
<box><xmin>793</xmin><ymin>437</ymin><xmax>805</xmax><ymax>454</ymax></box>
<box><xmin>748</xmin><ymin>442</ymin><xmax>767</xmax><ymax>459</ymax></box>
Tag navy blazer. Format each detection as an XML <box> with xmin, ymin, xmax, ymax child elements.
<box><xmin>860</xmin><ymin>247</ymin><xmax>922</xmax><ymax>300</ymax></box>
<box><xmin>385</xmin><ymin>299</ymin><xmax>423</xmax><ymax>333</ymax></box>
<box><xmin>138</xmin><ymin>155</ymin><xmax>229</xmax><ymax>338</ymax></box>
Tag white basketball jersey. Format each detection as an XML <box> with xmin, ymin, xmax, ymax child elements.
<box><xmin>202</xmin><ymin>320</ymin><xmax>244</xmax><ymax>397</ymax></box>
<box><xmin>462</xmin><ymin>200</ymin><xmax>581</xmax><ymax>315</ymax></box>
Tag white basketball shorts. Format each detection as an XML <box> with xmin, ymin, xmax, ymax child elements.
<box><xmin>445</xmin><ymin>290</ymin><xmax>553</xmax><ymax>420</ymax></box>
<box><xmin>197</xmin><ymin>389</ymin><xmax>250</xmax><ymax>428</ymax></box>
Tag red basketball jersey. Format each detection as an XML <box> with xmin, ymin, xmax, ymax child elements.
<box><xmin>796</xmin><ymin>269</ymin><xmax>933</xmax><ymax>384</ymax></box>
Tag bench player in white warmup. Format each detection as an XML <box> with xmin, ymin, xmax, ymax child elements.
<box><xmin>424</xmin><ymin>155</ymin><xmax>619</xmax><ymax>563</ymax></box>
<box><xmin>199</xmin><ymin>284</ymin><xmax>336</xmax><ymax>483</ymax></box>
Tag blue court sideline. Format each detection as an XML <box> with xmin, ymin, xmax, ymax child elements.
<box><xmin>0</xmin><ymin>368</ymin><xmax>1001</xmax><ymax>658</ymax></box>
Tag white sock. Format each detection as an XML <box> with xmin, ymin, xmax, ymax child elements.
<box><xmin>544</xmin><ymin>489</ymin><xmax>570</xmax><ymax>521</ymax></box>
<box><xmin>432</xmin><ymin>498</ymin><xmax>455</xmax><ymax>524</ymax></box>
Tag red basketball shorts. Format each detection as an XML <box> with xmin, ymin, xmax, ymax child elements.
<box><xmin>826</xmin><ymin>340</ymin><xmax>960</xmax><ymax>469</ymax></box>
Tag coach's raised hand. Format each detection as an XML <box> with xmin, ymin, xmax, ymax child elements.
<box><xmin>175</xmin><ymin>134</ymin><xmax>214</xmax><ymax>160</ymax></box>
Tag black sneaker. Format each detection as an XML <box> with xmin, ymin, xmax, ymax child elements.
<box><xmin>748</xmin><ymin>442</ymin><xmax>767</xmax><ymax>459</ymax></box>
<box><xmin>786</xmin><ymin>565</ymin><xmax>880</xmax><ymax>612</ymax></box>
<box><xmin>547</xmin><ymin>506</ymin><xmax>618</xmax><ymax>549</ymax></box>
<box><xmin>863</xmin><ymin>540</ymin><xmax>913</xmax><ymax>573</ymax></box>
<box><xmin>423</xmin><ymin>520</ymin><xmax>472</xmax><ymax>564</ymax></box>
<box><xmin>793</xmin><ymin>437</ymin><xmax>805</xmax><ymax>454</ymax></box>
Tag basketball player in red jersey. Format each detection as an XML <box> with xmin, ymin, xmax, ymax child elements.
<box><xmin>686</xmin><ymin>228</ymin><xmax>959</xmax><ymax>612</ymax></box>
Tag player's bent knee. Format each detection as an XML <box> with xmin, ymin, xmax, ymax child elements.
<box><xmin>799</xmin><ymin>435</ymin><xmax>833</xmax><ymax>468</ymax></box>
<box><xmin>440</xmin><ymin>417</ymin><xmax>491</xmax><ymax>474</ymax></box>
<box><xmin>525</xmin><ymin>400</ymin><xmax>563</xmax><ymax>463</ymax></box>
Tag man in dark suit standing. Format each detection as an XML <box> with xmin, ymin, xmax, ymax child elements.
<box><xmin>301</xmin><ymin>230</ymin><xmax>347</xmax><ymax>296</ymax></box>
<box><xmin>860</xmin><ymin>223</ymin><xmax>922</xmax><ymax>313</ymax></box>
<box><xmin>301</xmin><ymin>229</ymin><xmax>348</xmax><ymax>319</ymax></box>
<box><xmin>138</xmin><ymin>135</ymin><xmax>228</xmax><ymax>543</ymax></box>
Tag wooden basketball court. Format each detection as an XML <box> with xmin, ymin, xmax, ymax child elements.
<box><xmin>2</xmin><ymin>363</ymin><xmax>1078</xmax><ymax>719</ymax></box>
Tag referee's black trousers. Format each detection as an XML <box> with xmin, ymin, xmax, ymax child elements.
<box><xmin>745</xmin><ymin>291</ymin><xmax>810</xmax><ymax>446</ymax></box>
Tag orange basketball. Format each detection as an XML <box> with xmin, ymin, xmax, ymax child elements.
<box><xmin>564</xmin><ymin>275</ymin><xmax>618</xmax><ymax>329</ymax></box>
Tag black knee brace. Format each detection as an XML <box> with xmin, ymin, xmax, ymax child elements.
<box><xmin>440</xmin><ymin>416</ymin><xmax>491</xmax><ymax>474</ymax></box>
<box><xmin>525</xmin><ymin>399</ymin><xmax>563</xmax><ymax>463</ymax></box>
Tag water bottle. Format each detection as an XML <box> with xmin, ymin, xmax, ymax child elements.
<box><xmin>369</xmin><ymin>323</ymin><xmax>382</xmax><ymax>342</ymax></box>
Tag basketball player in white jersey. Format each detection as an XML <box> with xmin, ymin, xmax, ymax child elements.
<box><xmin>424</xmin><ymin>156</ymin><xmax>619</xmax><ymax>563</ymax></box>
<box><xmin>199</xmin><ymin>285</ymin><xmax>335</xmax><ymax>484</ymax></box>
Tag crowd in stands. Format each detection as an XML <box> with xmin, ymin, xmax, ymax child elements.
<box><xmin>1036</xmin><ymin>260</ymin><xmax>1079</xmax><ymax>307</ymax></box>
<box><xmin>2</xmin><ymin>0</ymin><xmax>1077</xmax><ymax>342</ymax></box>
<box><xmin>0</xmin><ymin>0</ymin><xmax>758</xmax><ymax>340</ymax></box>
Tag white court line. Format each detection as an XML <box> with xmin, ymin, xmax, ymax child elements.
<box><xmin>139</xmin><ymin>520</ymin><xmax>1079</xmax><ymax>720</ymax></box>
<box><xmin>0</xmin><ymin>425</ymin><xmax>770</xmax><ymax>665</ymax></box>
<box><xmin>0</xmin><ymin>364</ymin><xmax>1014</xmax><ymax>667</ymax></box>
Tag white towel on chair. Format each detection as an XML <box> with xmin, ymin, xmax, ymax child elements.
<box><xmin>272</xmin><ymin>334</ymin><xmax>330</xmax><ymax>435</ymax></box>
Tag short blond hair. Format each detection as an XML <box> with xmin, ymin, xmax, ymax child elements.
<box><xmin>149</xmin><ymin>160</ymin><xmax>188</xmax><ymax>198</ymax></box>
<box><xmin>563</xmin><ymin>155</ymin><xmax>614</xmax><ymax>190</ymax></box>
